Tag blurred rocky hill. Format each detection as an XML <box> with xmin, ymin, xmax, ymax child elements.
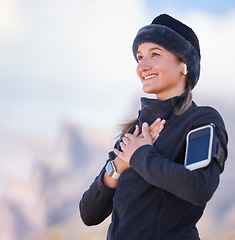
<box><xmin>0</xmin><ymin>123</ymin><xmax>113</xmax><ymax>240</ymax></box>
<box><xmin>0</xmin><ymin>97</ymin><xmax>234</xmax><ymax>240</ymax></box>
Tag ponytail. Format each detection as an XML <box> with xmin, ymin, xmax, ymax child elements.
<box><xmin>173</xmin><ymin>82</ymin><xmax>192</xmax><ymax>115</ymax></box>
<box><xmin>118</xmin><ymin>118</ymin><xmax>138</xmax><ymax>138</ymax></box>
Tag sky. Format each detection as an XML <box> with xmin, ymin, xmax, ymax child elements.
<box><xmin>146</xmin><ymin>0</ymin><xmax>235</xmax><ymax>15</ymax></box>
<box><xmin>0</xmin><ymin>0</ymin><xmax>235</xmax><ymax>142</ymax></box>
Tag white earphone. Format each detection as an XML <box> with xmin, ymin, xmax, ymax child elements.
<box><xmin>184</xmin><ymin>63</ymin><xmax>188</xmax><ymax>76</ymax></box>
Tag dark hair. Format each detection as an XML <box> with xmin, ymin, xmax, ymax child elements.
<box><xmin>174</xmin><ymin>81</ymin><xmax>192</xmax><ymax>116</ymax></box>
<box><xmin>119</xmin><ymin>118</ymin><xmax>138</xmax><ymax>138</ymax></box>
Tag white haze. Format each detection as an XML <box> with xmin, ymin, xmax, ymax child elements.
<box><xmin>0</xmin><ymin>0</ymin><xmax>234</xmax><ymax>141</ymax></box>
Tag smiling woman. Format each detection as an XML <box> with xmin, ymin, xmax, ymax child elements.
<box><xmin>79</xmin><ymin>13</ymin><xmax>228</xmax><ymax>240</ymax></box>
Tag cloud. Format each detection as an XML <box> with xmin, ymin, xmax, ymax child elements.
<box><xmin>0</xmin><ymin>0</ymin><xmax>234</xmax><ymax>139</ymax></box>
<box><xmin>183</xmin><ymin>11</ymin><xmax>235</xmax><ymax>96</ymax></box>
<box><xmin>0</xmin><ymin>0</ymin><xmax>29</xmax><ymax>41</ymax></box>
<box><xmin>0</xmin><ymin>0</ymin><xmax>146</xmax><ymax>138</ymax></box>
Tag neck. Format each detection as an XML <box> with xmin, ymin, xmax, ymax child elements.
<box><xmin>156</xmin><ymin>88</ymin><xmax>186</xmax><ymax>101</ymax></box>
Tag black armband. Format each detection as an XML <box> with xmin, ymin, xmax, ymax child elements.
<box><xmin>211</xmin><ymin>124</ymin><xmax>225</xmax><ymax>172</ymax></box>
<box><xmin>184</xmin><ymin>123</ymin><xmax>225</xmax><ymax>172</ymax></box>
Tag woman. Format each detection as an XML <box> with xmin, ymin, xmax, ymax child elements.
<box><xmin>79</xmin><ymin>14</ymin><xmax>228</xmax><ymax>240</ymax></box>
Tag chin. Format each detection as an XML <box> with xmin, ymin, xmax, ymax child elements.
<box><xmin>142</xmin><ymin>87</ymin><xmax>156</xmax><ymax>95</ymax></box>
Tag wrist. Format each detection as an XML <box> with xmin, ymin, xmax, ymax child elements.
<box><xmin>106</xmin><ymin>160</ymin><xmax>121</xmax><ymax>179</ymax></box>
<box><xmin>113</xmin><ymin>157</ymin><xmax>130</xmax><ymax>173</ymax></box>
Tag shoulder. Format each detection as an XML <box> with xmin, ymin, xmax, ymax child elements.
<box><xmin>189</xmin><ymin>103</ymin><xmax>228</xmax><ymax>154</ymax></box>
<box><xmin>189</xmin><ymin>103</ymin><xmax>225</xmax><ymax>128</ymax></box>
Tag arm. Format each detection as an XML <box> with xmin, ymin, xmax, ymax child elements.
<box><xmin>114</xmin><ymin>111</ymin><xmax>228</xmax><ymax>206</ymax></box>
<box><xmin>80</xmin><ymin>118</ymin><xmax>166</xmax><ymax>225</ymax></box>
<box><xmin>79</xmin><ymin>153</ymin><xmax>116</xmax><ymax>226</ymax></box>
<box><xmin>129</xmin><ymin>144</ymin><xmax>221</xmax><ymax>206</ymax></box>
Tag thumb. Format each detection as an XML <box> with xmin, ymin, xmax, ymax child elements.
<box><xmin>142</xmin><ymin>122</ymin><xmax>151</xmax><ymax>138</ymax></box>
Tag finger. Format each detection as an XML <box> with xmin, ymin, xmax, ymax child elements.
<box><xmin>149</xmin><ymin>119</ymin><xmax>161</xmax><ymax>134</ymax></box>
<box><xmin>151</xmin><ymin>120</ymin><xmax>166</xmax><ymax>143</ymax></box>
<box><xmin>152</xmin><ymin>133</ymin><xmax>160</xmax><ymax>143</ymax></box>
<box><xmin>114</xmin><ymin>148</ymin><xmax>124</xmax><ymax>159</ymax></box>
<box><xmin>125</xmin><ymin>133</ymin><xmax>132</xmax><ymax>139</ymax></box>
<box><xmin>150</xmin><ymin>119</ymin><xmax>165</xmax><ymax>135</ymax></box>
<box><xmin>122</xmin><ymin>136</ymin><xmax>131</xmax><ymax>145</ymax></box>
<box><xmin>120</xmin><ymin>142</ymin><xmax>126</xmax><ymax>150</ymax></box>
<box><xmin>142</xmin><ymin>122</ymin><xmax>151</xmax><ymax>138</ymax></box>
<box><xmin>158</xmin><ymin>119</ymin><xmax>166</xmax><ymax>134</ymax></box>
<box><xmin>151</xmin><ymin>131</ymin><xmax>160</xmax><ymax>141</ymax></box>
<box><xmin>133</xmin><ymin>125</ymin><xmax>140</xmax><ymax>136</ymax></box>
<box><xmin>160</xmin><ymin>119</ymin><xmax>166</xmax><ymax>126</ymax></box>
<box><xmin>149</xmin><ymin>118</ymin><xmax>161</xmax><ymax>131</ymax></box>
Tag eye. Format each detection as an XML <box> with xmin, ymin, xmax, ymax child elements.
<box><xmin>152</xmin><ymin>52</ymin><xmax>160</xmax><ymax>57</ymax></box>
<box><xmin>137</xmin><ymin>55</ymin><xmax>143</xmax><ymax>61</ymax></box>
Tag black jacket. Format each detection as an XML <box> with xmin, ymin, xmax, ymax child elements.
<box><xmin>79</xmin><ymin>94</ymin><xmax>228</xmax><ymax>240</ymax></box>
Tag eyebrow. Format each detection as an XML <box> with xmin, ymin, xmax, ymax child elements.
<box><xmin>137</xmin><ymin>47</ymin><xmax>164</xmax><ymax>54</ymax></box>
<box><xmin>150</xmin><ymin>47</ymin><xmax>164</xmax><ymax>51</ymax></box>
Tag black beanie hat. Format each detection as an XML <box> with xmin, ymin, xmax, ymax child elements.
<box><xmin>133</xmin><ymin>14</ymin><xmax>201</xmax><ymax>89</ymax></box>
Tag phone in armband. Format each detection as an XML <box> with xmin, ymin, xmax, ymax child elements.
<box><xmin>184</xmin><ymin>124</ymin><xmax>224</xmax><ymax>171</ymax></box>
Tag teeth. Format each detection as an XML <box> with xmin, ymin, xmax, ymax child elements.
<box><xmin>144</xmin><ymin>75</ymin><xmax>156</xmax><ymax>80</ymax></box>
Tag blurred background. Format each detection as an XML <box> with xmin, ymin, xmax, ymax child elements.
<box><xmin>0</xmin><ymin>0</ymin><xmax>235</xmax><ymax>239</ymax></box>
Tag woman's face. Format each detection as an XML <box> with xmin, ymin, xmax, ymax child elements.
<box><xmin>136</xmin><ymin>42</ymin><xmax>186</xmax><ymax>100</ymax></box>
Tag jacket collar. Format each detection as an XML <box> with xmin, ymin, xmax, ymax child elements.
<box><xmin>138</xmin><ymin>93</ymin><xmax>188</xmax><ymax>125</ymax></box>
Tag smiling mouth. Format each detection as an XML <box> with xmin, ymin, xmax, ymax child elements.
<box><xmin>143</xmin><ymin>74</ymin><xmax>157</xmax><ymax>80</ymax></box>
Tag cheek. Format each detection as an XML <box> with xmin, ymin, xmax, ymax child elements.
<box><xmin>162</xmin><ymin>61</ymin><xmax>181</xmax><ymax>76</ymax></box>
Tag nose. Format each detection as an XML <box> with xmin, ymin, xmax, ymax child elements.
<box><xmin>137</xmin><ymin>58</ymin><xmax>152</xmax><ymax>73</ymax></box>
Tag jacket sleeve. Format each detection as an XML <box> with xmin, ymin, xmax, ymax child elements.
<box><xmin>79</xmin><ymin>152</ymin><xmax>116</xmax><ymax>226</ymax></box>
<box><xmin>129</xmin><ymin>107</ymin><xmax>228</xmax><ymax>206</ymax></box>
<box><xmin>130</xmin><ymin>145</ymin><xmax>221</xmax><ymax>206</ymax></box>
